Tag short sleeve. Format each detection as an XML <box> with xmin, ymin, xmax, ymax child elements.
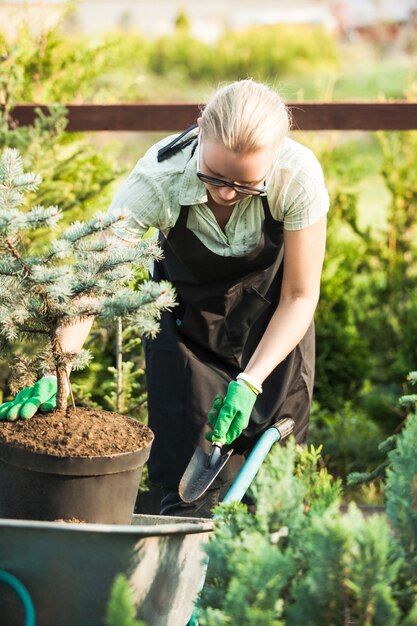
<box><xmin>107</xmin><ymin>136</ymin><xmax>183</xmax><ymax>243</ymax></box>
<box><xmin>108</xmin><ymin>168</ymin><xmax>166</xmax><ymax>243</ymax></box>
<box><xmin>281</xmin><ymin>151</ymin><xmax>329</xmax><ymax>231</ymax></box>
<box><xmin>269</xmin><ymin>140</ymin><xmax>330</xmax><ymax>231</ymax></box>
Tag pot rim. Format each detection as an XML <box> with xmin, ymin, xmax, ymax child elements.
<box><xmin>0</xmin><ymin>436</ymin><xmax>154</xmax><ymax>476</ymax></box>
<box><xmin>0</xmin><ymin>514</ymin><xmax>214</xmax><ymax>535</ymax></box>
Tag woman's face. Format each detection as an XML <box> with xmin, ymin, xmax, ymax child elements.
<box><xmin>198</xmin><ymin>137</ymin><xmax>274</xmax><ymax>207</ymax></box>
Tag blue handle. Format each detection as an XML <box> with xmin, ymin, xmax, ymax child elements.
<box><xmin>0</xmin><ymin>570</ymin><xmax>36</xmax><ymax>626</ymax></box>
<box><xmin>220</xmin><ymin>426</ymin><xmax>281</xmax><ymax>507</ymax></box>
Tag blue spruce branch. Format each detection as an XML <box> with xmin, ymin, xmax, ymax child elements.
<box><xmin>0</xmin><ymin>148</ymin><xmax>175</xmax><ymax>409</ymax></box>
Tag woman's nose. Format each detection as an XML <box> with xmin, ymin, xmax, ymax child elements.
<box><xmin>217</xmin><ymin>185</ymin><xmax>237</xmax><ymax>200</ymax></box>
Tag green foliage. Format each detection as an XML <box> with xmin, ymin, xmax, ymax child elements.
<box><xmin>311</xmin><ymin>138</ymin><xmax>376</xmax><ymax>411</ymax></box>
<box><xmin>0</xmin><ymin>18</ymin><xmax>128</xmax><ymax>403</ymax></box>
<box><xmin>399</xmin><ymin>372</ymin><xmax>417</xmax><ymax>410</ymax></box>
<box><xmin>311</xmin><ymin>123</ymin><xmax>417</xmax><ymax>404</ymax></box>
<box><xmin>199</xmin><ymin>438</ymin><xmax>403</xmax><ymax>626</ymax></box>
<box><xmin>1</xmin><ymin>16</ymin><xmax>339</xmax><ymax>102</ymax></box>
<box><xmin>174</xmin><ymin>10</ymin><xmax>191</xmax><ymax>34</ymax></box>
<box><xmin>312</xmin><ymin>136</ymin><xmax>380</xmax><ymax>409</ymax></box>
<box><xmin>346</xmin><ymin>376</ymin><xmax>417</xmax><ymax>492</ymax></box>
<box><xmin>202</xmin><ymin>508</ymin><xmax>291</xmax><ymax>625</ymax></box>
<box><xmin>385</xmin><ymin>410</ymin><xmax>417</xmax><ymax>617</ymax></box>
<box><xmin>215</xmin><ymin>25</ymin><xmax>338</xmax><ymax>82</ymax></box>
<box><xmin>0</xmin><ymin>20</ymin><xmax>122</xmax><ymax>104</ymax></box>
<box><xmin>105</xmin><ymin>360</ymin><xmax>144</xmax><ymax>414</ymax></box>
<box><xmin>250</xmin><ymin>439</ymin><xmax>310</xmax><ymax>536</ymax></box>
<box><xmin>147</xmin><ymin>24</ymin><xmax>338</xmax><ymax>84</ymax></box>
<box><xmin>286</xmin><ymin>507</ymin><xmax>400</xmax><ymax>626</ymax></box>
<box><xmin>147</xmin><ymin>32</ymin><xmax>214</xmax><ymax>82</ymax></box>
<box><xmin>202</xmin><ymin>442</ymin><xmax>341</xmax><ymax>625</ymax></box>
<box><xmin>314</xmin><ymin>267</ymin><xmax>371</xmax><ymax>411</ymax></box>
<box><xmin>309</xmin><ymin>402</ymin><xmax>385</xmax><ymax>481</ymax></box>
<box><xmin>303</xmin><ymin>126</ymin><xmax>417</xmax><ymax>475</ymax></box>
<box><xmin>105</xmin><ymin>575</ymin><xmax>144</xmax><ymax>626</ymax></box>
<box><xmin>102</xmin><ymin>322</ymin><xmax>147</xmax><ymax>418</ymax></box>
<box><xmin>0</xmin><ymin>26</ymin><xmax>123</xmax><ymax>226</ymax></box>
<box><xmin>373</xmin><ymin>126</ymin><xmax>417</xmax><ymax>381</ymax></box>
<box><xmin>0</xmin><ymin>103</ymin><xmax>119</xmax><ymax>226</ymax></box>
<box><xmin>0</xmin><ymin>148</ymin><xmax>174</xmax><ymax>405</ymax></box>
<box><xmin>294</xmin><ymin>443</ymin><xmax>343</xmax><ymax>514</ymax></box>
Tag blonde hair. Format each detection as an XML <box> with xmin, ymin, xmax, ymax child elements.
<box><xmin>200</xmin><ymin>79</ymin><xmax>290</xmax><ymax>154</ymax></box>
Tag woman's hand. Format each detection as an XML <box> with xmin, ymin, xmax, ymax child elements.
<box><xmin>0</xmin><ymin>376</ymin><xmax>58</xmax><ymax>421</ymax></box>
<box><xmin>205</xmin><ymin>381</ymin><xmax>257</xmax><ymax>445</ymax></box>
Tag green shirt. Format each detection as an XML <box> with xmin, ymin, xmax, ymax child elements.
<box><xmin>109</xmin><ymin>129</ymin><xmax>329</xmax><ymax>256</ymax></box>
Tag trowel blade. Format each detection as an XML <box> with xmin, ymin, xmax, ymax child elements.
<box><xmin>179</xmin><ymin>446</ymin><xmax>233</xmax><ymax>503</ymax></box>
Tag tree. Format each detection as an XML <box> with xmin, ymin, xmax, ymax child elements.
<box><xmin>0</xmin><ymin>148</ymin><xmax>174</xmax><ymax>409</ymax></box>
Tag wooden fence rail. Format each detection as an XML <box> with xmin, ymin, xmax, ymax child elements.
<box><xmin>10</xmin><ymin>102</ymin><xmax>417</xmax><ymax>132</ymax></box>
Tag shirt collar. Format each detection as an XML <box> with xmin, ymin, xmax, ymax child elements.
<box><xmin>178</xmin><ymin>142</ymin><xmax>209</xmax><ymax>206</ymax></box>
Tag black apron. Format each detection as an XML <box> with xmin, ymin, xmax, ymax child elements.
<box><xmin>145</xmin><ymin>133</ymin><xmax>315</xmax><ymax>490</ymax></box>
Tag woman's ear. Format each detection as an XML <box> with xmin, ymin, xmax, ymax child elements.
<box><xmin>197</xmin><ymin>116</ymin><xmax>202</xmax><ymax>133</ymax></box>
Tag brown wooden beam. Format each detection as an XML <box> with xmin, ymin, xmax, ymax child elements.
<box><xmin>9</xmin><ymin>102</ymin><xmax>417</xmax><ymax>132</ymax></box>
<box><xmin>289</xmin><ymin>102</ymin><xmax>417</xmax><ymax>131</ymax></box>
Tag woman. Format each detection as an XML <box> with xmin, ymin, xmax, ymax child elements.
<box><xmin>0</xmin><ymin>80</ymin><xmax>328</xmax><ymax>517</ymax></box>
<box><xmin>108</xmin><ymin>79</ymin><xmax>328</xmax><ymax>515</ymax></box>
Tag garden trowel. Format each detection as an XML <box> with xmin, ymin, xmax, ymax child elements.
<box><xmin>179</xmin><ymin>441</ymin><xmax>233</xmax><ymax>503</ymax></box>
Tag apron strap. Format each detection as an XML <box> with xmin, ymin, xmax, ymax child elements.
<box><xmin>157</xmin><ymin>124</ymin><xmax>199</xmax><ymax>162</ymax></box>
<box><xmin>261</xmin><ymin>194</ymin><xmax>284</xmax><ymax>234</ymax></box>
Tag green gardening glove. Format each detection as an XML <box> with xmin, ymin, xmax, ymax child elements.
<box><xmin>0</xmin><ymin>376</ymin><xmax>58</xmax><ymax>421</ymax></box>
<box><xmin>205</xmin><ymin>381</ymin><xmax>257</xmax><ymax>446</ymax></box>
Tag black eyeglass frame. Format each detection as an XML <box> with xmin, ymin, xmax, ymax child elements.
<box><xmin>196</xmin><ymin>171</ymin><xmax>268</xmax><ymax>196</ymax></box>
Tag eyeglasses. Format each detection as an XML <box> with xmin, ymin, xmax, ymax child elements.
<box><xmin>197</xmin><ymin>144</ymin><xmax>268</xmax><ymax>196</ymax></box>
<box><xmin>197</xmin><ymin>171</ymin><xmax>267</xmax><ymax>196</ymax></box>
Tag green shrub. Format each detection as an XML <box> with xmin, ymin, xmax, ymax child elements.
<box><xmin>146</xmin><ymin>24</ymin><xmax>339</xmax><ymax>84</ymax></box>
<box><xmin>199</xmin><ymin>389</ymin><xmax>417</xmax><ymax>625</ymax></box>
<box><xmin>148</xmin><ymin>33</ymin><xmax>215</xmax><ymax>82</ymax></box>
<box><xmin>216</xmin><ymin>24</ymin><xmax>339</xmax><ymax>82</ymax></box>
<box><xmin>309</xmin><ymin>402</ymin><xmax>385</xmax><ymax>481</ymax></box>
<box><xmin>105</xmin><ymin>575</ymin><xmax>144</xmax><ymax>626</ymax></box>
<box><xmin>385</xmin><ymin>408</ymin><xmax>417</xmax><ymax>617</ymax></box>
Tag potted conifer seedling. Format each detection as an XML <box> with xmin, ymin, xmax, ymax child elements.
<box><xmin>0</xmin><ymin>148</ymin><xmax>175</xmax><ymax>524</ymax></box>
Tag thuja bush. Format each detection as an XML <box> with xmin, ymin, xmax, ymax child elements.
<box><xmin>105</xmin><ymin>575</ymin><xmax>145</xmax><ymax>626</ymax></box>
<box><xmin>199</xmin><ymin>399</ymin><xmax>417</xmax><ymax>625</ymax></box>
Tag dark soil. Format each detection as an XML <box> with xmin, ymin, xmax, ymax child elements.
<box><xmin>0</xmin><ymin>407</ymin><xmax>153</xmax><ymax>457</ymax></box>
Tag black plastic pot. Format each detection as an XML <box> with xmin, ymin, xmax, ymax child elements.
<box><xmin>0</xmin><ymin>432</ymin><xmax>153</xmax><ymax>524</ymax></box>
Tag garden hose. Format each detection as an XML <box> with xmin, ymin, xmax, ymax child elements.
<box><xmin>0</xmin><ymin>569</ymin><xmax>36</xmax><ymax>626</ymax></box>
<box><xmin>186</xmin><ymin>418</ymin><xmax>294</xmax><ymax>625</ymax></box>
